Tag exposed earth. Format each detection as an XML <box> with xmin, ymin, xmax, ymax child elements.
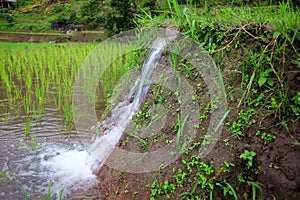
<box><xmin>0</xmin><ymin>31</ymin><xmax>105</xmax><ymax>43</ymax></box>
<box><xmin>70</xmin><ymin>41</ymin><xmax>299</xmax><ymax>199</ymax></box>
<box><xmin>1</xmin><ymin>23</ymin><xmax>299</xmax><ymax>200</ymax></box>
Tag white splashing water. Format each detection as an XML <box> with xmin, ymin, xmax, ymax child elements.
<box><xmin>29</xmin><ymin>36</ymin><xmax>168</xmax><ymax>198</ymax></box>
<box><xmin>39</xmin><ymin>146</ymin><xmax>99</xmax><ymax>196</ymax></box>
<box><xmin>88</xmin><ymin>37</ymin><xmax>167</xmax><ymax>171</ymax></box>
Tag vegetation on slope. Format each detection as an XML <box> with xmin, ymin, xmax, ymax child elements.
<box><xmin>0</xmin><ymin>0</ymin><xmax>299</xmax><ymax>199</ymax></box>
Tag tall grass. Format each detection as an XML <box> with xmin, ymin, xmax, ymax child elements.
<box><xmin>0</xmin><ymin>42</ymin><xmax>141</xmax><ymax>133</ymax></box>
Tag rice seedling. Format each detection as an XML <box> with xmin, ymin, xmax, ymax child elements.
<box><xmin>0</xmin><ymin>41</ymin><xmax>145</xmax><ymax>137</ymax></box>
<box><xmin>0</xmin><ymin>43</ymin><xmax>96</xmax><ymax>134</ymax></box>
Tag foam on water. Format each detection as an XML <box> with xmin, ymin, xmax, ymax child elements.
<box><xmin>40</xmin><ymin>146</ymin><xmax>99</xmax><ymax>196</ymax></box>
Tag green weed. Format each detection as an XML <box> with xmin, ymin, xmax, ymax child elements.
<box><xmin>216</xmin><ymin>180</ymin><xmax>238</xmax><ymax>200</ymax></box>
<box><xmin>240</xmin><ymin>150</ymin><xmax>256</xmax><ymax>169</ymax></box>
<box><xmin>231</xmin><ymin>109</ymin><xmax>256</xmax><ymax>139</ymax></box>
<box><xmin>148</xmin><ymin>179</ymin><xmax>175</xmax><ymax>199</ymax></box>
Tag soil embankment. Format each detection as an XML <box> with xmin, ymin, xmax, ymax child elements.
<box><xmin>0</xmin><ymin>31</ymin><xmax>105</xmax><ymax>43</ymax></box>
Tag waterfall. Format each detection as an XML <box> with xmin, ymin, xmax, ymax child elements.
<box><xmin>40</xmin><ymin>35</ymin><xmax>169</xmax><ymax>197</ymax></box>
<box><xmin>89</xmin><ymin>36</ymin><xmax>167</xmax><ymax>171</ymax></box>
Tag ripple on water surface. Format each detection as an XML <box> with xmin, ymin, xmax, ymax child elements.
<box><xmin>0</xmin><ymin>108</ymin><xmax>99</xmax><ymax>199</ymax></box>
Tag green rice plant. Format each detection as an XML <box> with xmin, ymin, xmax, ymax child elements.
<box><xmin>0</xmin><ymin>61</ymin><xmax>12</xmax><ymax>97</ymax></box>
<box><xmin>0</xmin><ymin>43</ymin><xmax>97</xmax><ymax>132</ymax></box>
<box><xmin>0</xmin><ymin>41</ymin><xmax>145</xmax><ymax>136</ymax></box>
<box><xmin>23</xmin><ymin>117</ymin><xmax>32</xmax><ymax>135</ymax></box>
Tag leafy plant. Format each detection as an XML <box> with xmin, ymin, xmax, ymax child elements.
<box><xmin>240</xmin><ymin>150</ymin><xmax>256</xmax><ymax>169</ymax></box>
<box><xmin>174</xmin><ymin>168</ymin><xmax>187</xmax><ymax>187</ymax></box>
<box><xmin>290</xmin><ymin>92</ymin><xmax>300</xmax><ymax>116</ymax></box>
<box><xmin>261</xmin><ymin>133</ymin><xmax>276</xmax><ymax>145</ymax></box>
<box><xmin>103</xmin><ymin>0</ymin><xmax>137</xmax><ymax>35</ymax></box>
<box><xmin>255</xmin><ymin>131</ymin><xmax>276</xmax><ymax>145</ymax></box>
<box><xmin>231</xmin><ymin>109</ymin><xmax>256</xmax><ymax>139</ymax></box>
<box><xmin>148</xmin><ymin>179</ymin><xmax>175</xmax><ymax>199</ymax></box>
<box><xmin>258</xmin><ymin>68</ymin><xmax>274</xmax><ymax>87</ymax></box>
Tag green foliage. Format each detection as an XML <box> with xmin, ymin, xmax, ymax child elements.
<box><xmin>132</xmin><ymin>102</ymin><xmax>151</xmax><ymax>129</ymax></box>
<box><xmin>80</xmin><ymin>0</ymin><xmax>104</xmax><ymax>28</ymax></box>
<box><xmin>17</xmin><ymin>0</ymin><xmax>35</xmax><ymax>7</ymax></box>
<box><xmin>103</xmin><ymin>0</ymin><xmax>137</xmax><ymax>35</ymax></box>
<box><xmin>247</xmin><ymin>181</ymin><xmax>263</xmax><ymax>200</ymax></box>
<box><xmin>148</xmin><ymin>179</ymin><xmax>175</xmax><ymax>199</ymax></box>
<box><xmin>216</xmin><ymin>180</ymin><xmax>238</xmax><ymax>200</ymax></box>
<box><xmin>5</xmin><ymin>14</ymin><xmax>14</xmax><ymax>24</ymax></box>
<box><xmin>255</xmin><ymin>131</ymin><xmax>276</xmax><ymax>145</ymax></box>
<box><xmin>64</xmin><ymin>3</ymin><xmax>72</xmax><ymax>13</ymax></box>
<box><xmin>290</xmin><ymin>92</ymin><xmax>300</xmax><ymax>116</ymax></box>
<box><xmin>140</xmin><ymin>0</ymin><xmax>159</xmax><ymax>16</ymax></box>
<box><xmin>258</xmin><ymin>68</ymin><xmax>274</xmax><ymax>87</ymax></box>
<box><xmin>50</xmin><ymin>3</ymin><xmax>79</xmax><ymax>26</ymax></box>
<box><xmin>230</xmin><ymin>109</ymin><xmax>256</xmax><ymax>139</ymax></box>
<box><xmin>53</xmin><ymin>5</ymin><xmax>63</xmax><ymax>13</ymax></box>
<box><xmin>240</xmin><ymin>150</ymin><xmax>256</xmax><ymax>169</ymax></box>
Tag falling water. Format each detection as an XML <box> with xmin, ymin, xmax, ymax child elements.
<box><xmin>0</xmin><ymin>35</ymin><xmax>168</xmax><ymax>199</ymax></box>
<box><xmin>88</xmin><ymin>37</ymin><xmax>167</xmax><ymax>171</ymax></box>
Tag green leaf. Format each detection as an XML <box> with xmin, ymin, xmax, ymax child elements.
<box><xmin>258</xmin><ymin>76</ymin><xmax>267</xmax><ymax>87</ymax></box>
<box><xmin>267</xmin><ymin>78</ymin><xmax>274</xmax><ymax>86</ymax></box>
<box><xmin>273</xmin><ymin>31</ymin><xmax>281</xmax><ymax>39</ymax></box>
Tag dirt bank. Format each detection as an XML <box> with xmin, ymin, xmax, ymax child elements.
<box><xmin>0</xmin><ymin>31</ymin><xmax>106</xmax><ymax>43</ymax></box>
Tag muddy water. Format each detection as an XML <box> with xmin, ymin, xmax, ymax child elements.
<box><xmin>0</xmin><ymin>104</ymin><xmax>98</xmax><ymax>199</ymax></box>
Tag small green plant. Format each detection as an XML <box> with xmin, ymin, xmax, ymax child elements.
<box><xmin>175</xmin><ymin>113</ymin><xmax>189</xmax><ymax>149</ymax></box>
<box><xmin>261</xmin><ymin>133</ymin><xmax>276</xmax><ymax>145</ymax></box>
<box><xmin>148</xmin><ymin>179</ymin><xmax>175</xmax><ymax>199</ymax></box>
<box><xmin>124</xmin><ymin>184</ymin><xmax>129</xmax><ymax>194</ymax></box>
<box><xmin>132</xmin><ymin>102</ymin><xmax>151</xmax><ymax>129</ymax></box>
<box><xmin>64</xmin><ymin>3</ymin><xmax>72</xmax><ymax>13</ymax></box>
<box><xmin>22</xmin><ymin>184</ymin><xmax>64</xmax><ymax>200</ymax></box>
<box><xmin>0</xmin><ymin>171</ymin><xmax>7</xmax><ymax>182</ymax></box>
<box><xmin>247</xmin><ymin>181</ymin><xmax>263</xmax><ymax>200</ymax></box>
<box><xmin>255</xmin><ymin>131</ymin><xmax>276</xmax><ymax>145</ymax></box>
<box><xmin>216</xmin><ymin>181</ymin><xmax>238</xmax><ymax>200</ymax></box>
<box><xmin>258</xmin><ymin>68</ymin><xmax>274</xmax><ymax>87</ymax></box>
<box><xmin>231</xmin><ymin>109</ymin><xmax>256</xmax><ymax>139</ymax></box>
<box><xmin>290</xmin><ymin>92</ymin><xmax>300</xmax><ymax>116</ymax></box>
<box><xmin>268</xmin><ymin>162</ymin><xmax>279</xmax><ymax>169</ymax></box>
<box><xmin>174</xmin><ymin>168</ymin><xmax>187</xmax><ymax>187</ymax></box>
<box><xmin>139</xmin><ymin>138</ymin><xmax>149</xmax><ymax>150</ymax></box>
<box><xmin>23</xmin><ymin>118</ymin><xmax>32</xmax><ymax>135</ymax></box>
<box><xmin>240</xmin><ymin>150</ymin><xmax>256</xmax><ymax>169</ymax></box>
